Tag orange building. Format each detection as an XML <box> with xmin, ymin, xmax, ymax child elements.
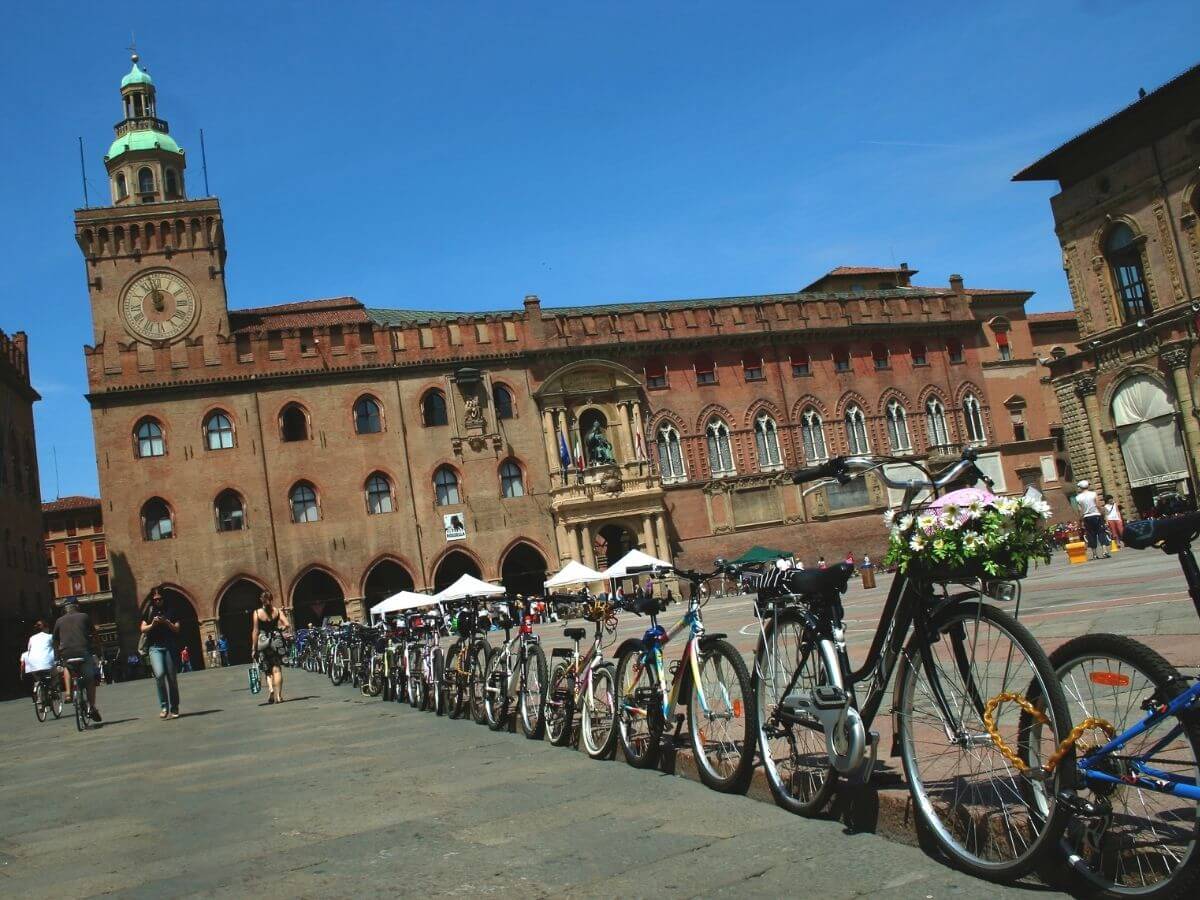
<box><xmin>43</xmin><ymin>496</ymin><xmax>118</xmax><ymax>654</ymax></box>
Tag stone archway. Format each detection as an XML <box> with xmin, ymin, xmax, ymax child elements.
<box><xmin>432</xmin><ymin>550</ymin><xmax>482</xmax><ymax>593</ymax></box>
<box><xmin>142</xmin><ymin>587</ymin><xmax>203</xmax><ymax>669</ymax></box>
<box><xmin>291</xmin><ymin>569</ymin><xmax>347</xmax><ymax>629</ymax></box>
<box><xmin>363</xmin><ymin>559</ymin><xmax>416</xmax><ymax>608</ymax></box>
<box><xmin>217</xmin><ymin>579</ymin><xmax>263</xmax><ymax>666</ymax></box>
<box><xmin>500</xmin><ymin>542</ymin><xmax>548</xmax><ymax>599</ymax></box>
<box><xmin>596</xmin><ymin>523</ymin><xmax>637</xmax><ymax>568</ymax></box>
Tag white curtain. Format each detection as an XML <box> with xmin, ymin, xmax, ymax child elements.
<box><xmin>1111</xmin><ymin>376</ymin><xmax>1189</xmax><ymax>488</ymax></box>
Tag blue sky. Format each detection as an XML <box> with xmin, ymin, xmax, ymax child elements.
<box><xmin>2</xmin><ymin>1</ymin><xmax>1198</xmax><ymax>500</ymax></box>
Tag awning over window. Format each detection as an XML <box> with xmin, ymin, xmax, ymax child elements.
<box><xmin>694</xmin><ymin>356</ymin><xmax>715</xmax><ymax>374</ymax></box>
<box><xmin>644</xmin><ymin>360</ymin><xmax>666</xmax><ymax>378</ymax></box>
<box><xmin>1111</xmin><ymin>375</ymin><xmax>1190</xmax><ymax>488</ymax></box>
<box><xmin>995</xmin><ymin>330</ymin><xmax>1009</xmax><ymax>347</ymax></box>
<box><xmin>742</xmin><ymin>352</ymin><xmax>762</xmax><ymax>368</ymax></box>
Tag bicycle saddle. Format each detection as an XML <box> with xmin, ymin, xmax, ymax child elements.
<box><xmin>1124</xmin><ymin>511</ymin><xmax>1200</xmax><ymax>551</ymax></box>
<box><xmin>761</xmin><ymin>562</ymin><xmax>856</xmax><ymax>598</ymax></box>
<box><xmin>563</xmin><ymin>627</ymin><xmax>587</xmax><ymax>642</ymax></box>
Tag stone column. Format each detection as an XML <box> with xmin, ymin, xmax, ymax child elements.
<box><xmin>345</xmin><ymin>598</ymin><xmax>367</xmax><ymax>623</ymax></box>
<box><xmin>1161</xmin><ymin>343</ymin><xmax>1200</xmax><ymax>484</ymax></box>
<box><xmin>617</xmin><ymin>401</ymin><xmax>636</xmax><ymax>462</ymax></box>
<box><xmin>581</xmin><ymin>522</ymin><xmax>596</xmax><ymax>568</ymax></box>
<box><xmin>1076</xmin><ymin>374</ymin><xmax>1118</xmax><ymax>493</ymax></box>
<box><xmin>654</xmin><ymin>514</ymin><xmax>671</xmax><ymax>563</ymax></box>
<box><xmin>631</xmin><ymin>399</ymin><xmax>646</xmax><ymax>463</ymax></box>
<box><xmin>641</xmin><ymin>514</ymin><xmax>657</xmax><ymax>556</ymax></box>
<box><xmin>554</xmin><ymin>516</ymin><xmax>571</xmax><ymax>565</ymax></box>
<box><xmin>542</xmin><ymin>407</ymin><xmax>560</xmax><ymax>474</ymax></box>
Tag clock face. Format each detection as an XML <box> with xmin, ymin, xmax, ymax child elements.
<box><xmin>121</xmin><ymin>270</ymin><xmax>198</xmax><ymax>342</ymax></box>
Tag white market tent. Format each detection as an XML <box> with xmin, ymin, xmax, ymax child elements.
<box><xmin>601</xmin><ymin>549</ymin><xmax>673</xmax><ymax>579</ymax></box>
<box><xmin>370</xmin><ymin>590</ymin><xmax>437</xmax><ymax>618</ymax></box>
<box><xmin>544</xmin><ymin>560</ymin><xmax>605</xmax><ymax>590</ymax></box>
<box><xmin>433</xmin><ymin>573</ymin><xmax>506</xmax><ymax>603</ymax></box>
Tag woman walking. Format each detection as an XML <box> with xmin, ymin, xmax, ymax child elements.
<box><xmin>1104</xmin><ymin>493</ymin><xmax>1125</xmax><ymax>547</ymax></box>
<box><xmin>250</xmin><ymin>590</ymin><xmax>290</xmax><ymax>704</ymax></box>
<box><xmin>140</xmin><ymin>589</ymin><xmax>181</xmax><ymax>719</ymax></box>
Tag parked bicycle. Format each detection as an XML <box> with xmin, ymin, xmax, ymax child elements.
<box><xmin>480</xmin><ymin>601</ymin><xmax>548</xmax><ymax>734</ymax></box>
<box><xmin>542</xmin><ymin>592</ymin><xmax>619</xmax><ymax>757</ymax></box>
<box><xmin>442</xmin><ymin>599</ymin><xmax>492</xmax><ymax>722</ymax></box>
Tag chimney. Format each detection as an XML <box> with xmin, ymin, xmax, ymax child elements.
<box><xmin>523</xmin><ymin>294</ymin><xmax>543</xmax><ymax>341</ymax></box>
<box><xmin>949</xmin><ymin>274</ymin><xmax>965</xmax><ymax>295</ymax></box>
<box><xmin>899</xmin><ymin>262</ymin><xmax>908</xmax><ymax>270</ymax></box>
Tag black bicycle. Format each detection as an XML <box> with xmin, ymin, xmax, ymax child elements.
<box><xmin>751</xmin><ymin>448</ymin><xmax>1073</xmax><ymax>882</ymax></box>
<box><xmin>63</xmin><ymin>657</ymin><xmax>97</xmax><ymax>732</ymax></box>
<box><xmin>32</xmin><ymin>668</ymin><xmax>64</xmax><ymax>722</ymax></box>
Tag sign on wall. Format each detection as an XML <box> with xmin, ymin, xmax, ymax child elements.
<box><xmin>444</xmin><ymin>513</ymin><xmax>467</xmax><ymax>542</ymax></box>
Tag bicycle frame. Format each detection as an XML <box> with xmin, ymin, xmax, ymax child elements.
<box><xmin>553</xmin><ymin>623</ymin><xmax>606</xmax><ymax>710</ymax></box>
<box><xmin>624</xmin><ymin>596</ymin><xmax>722</xmax><ymax>722</ymax></box>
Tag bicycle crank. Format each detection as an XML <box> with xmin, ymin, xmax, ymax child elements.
<box><xmin>780</xmin><ymin>685</ymin><xmax>867</xmax><ymax>775</ymax></box>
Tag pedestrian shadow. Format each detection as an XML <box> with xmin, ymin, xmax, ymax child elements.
<box><xmin>95</xmin><ymin>718</ymin><xmax>139</xmax><ymax>727</ymax></box>
<box><xmin>279</xmin><ymin>696</ymin><xmax>318</xmax><ymax>703</ymax></box>
<box><xmin>176</xmin><ymin>709</ymin><xmax>222</xmax><ymax>718</ymax></box>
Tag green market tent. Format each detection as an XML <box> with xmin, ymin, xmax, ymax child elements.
<box><xmin>732</xmin><ymin>545</ymin><xmax>792</xmax><ymax>564</ymax></box>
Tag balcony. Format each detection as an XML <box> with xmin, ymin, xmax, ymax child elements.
<box><xmin>113</xmin><ymin>116</ymin><xmax>170</xmax><ymax>137</ymax></box>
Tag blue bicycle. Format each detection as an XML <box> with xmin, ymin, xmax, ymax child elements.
<box><xmin>1044</xmin><ymin>510</ymin><xmax>1200</xmax><ymax>898</ymax></box>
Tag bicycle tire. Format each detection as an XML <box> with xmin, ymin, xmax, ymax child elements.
<box><xmin>469</xmin><ymin>640</ymin><xmax>491</xmax><ymax>725</ymax></box>
<box><xmin>446</xmin><ymin>640</ymin><xmax>467</xmax><ymax>719</ymax></box>
<box><xmin>616</xmin><ymin>646</ymin><xmax>660</xmax><ymax>769</ymax></box>
<box><xmin>483</xmin><ymin>646</ymin><xmax>509</xmax><ymax>731</ymax></box>
<box><xmin>687</xmin><ymin>639</ymin><xmax>756</xmax><ymax>793</ymax></box>
<box><xmin>432</xmin><ymin>647</ymin><xmax>446</xmax><ymax>716</ymax></box>
<box><xmin>582</xmin><ymin>662</ymin><xmax>618</xmax><ymax>760</ymax></box>
<box><xmin>34</xmin><ymin>683</ymin><xmax>47</xmax><ymax>722</ymax></box>
<box><xmin>754</xmin><ymin>607</ymin><xmax>839</xmax><ymax>816</ymax></box>
<box><xmin>519</xmin><ymin>643</ymin><xmax>548</xmax><ymax>740</ymax></box>
<box><xmin>51</xmin><ymin>685</ymin><xmax>63</xmax><ymax>719</ymax></box>
<box><xmin>897</xmin><ymin>600</ymin><xmax>1073</xmax><ymax>882</ymax></box>
<box><xmin>330</xmin><ymin>644</ymin><xmax>349</xmax><ymax>686</ymax></box>
<box><xmin>1048</xmin><ymin>632</ymin><xmax>1200</xmax><ymax>900</ymax></box>
<box><xmin>408</xmin><ymin>646</ymin><xmax>423</xmax><ymax>708</ymax></box>
<box><xmin>545</xmin><ymin>660</ymin><xmax>575</xmax><ymax>747</ymax></box>
<box><xmin>74</xmin><ymin>693</ymin><xmax>88</xmax><ymax>732</ymax></box>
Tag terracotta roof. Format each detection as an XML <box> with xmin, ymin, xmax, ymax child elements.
<box><xmin>228</xmin><ymin>297</ymin><xmax>370</xmax><ymax>333</ymax></box>
<box><xmin>1028</xmin><ymin>311</ymin><xmax>1077</xmax><ymax>324</ymax></box>
<box><xmin>965</xmin><ymin>287</ymin><xmax>1035</xmax><ymax>297</ymax></box>
<box><xmin>826</xmin><ymin>265</ymin><xmax>916</xmax><ymax>276</ymax></box>
<box><xmin>42</xmin><ymin>495</ymin><xmax>101</xmax><ymax>514</ymax></box>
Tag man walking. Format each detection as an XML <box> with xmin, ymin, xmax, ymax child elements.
<box><xmin>1073</xmin><ymin>480</ymin><xmax>1111</xmax><ymax>560</ymax></box>
<box><xmin>205</xmin><ymin>635</ymin><xmax>218</xmax><ymax>669</ymax></box>
<box><xmin>217</xmin><ymin>634</ymin><xmax>229</xmax><ymax>667</ymax></box>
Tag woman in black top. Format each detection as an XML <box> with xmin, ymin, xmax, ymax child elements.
<box><xmin>250</xmin><ymin>590</ymin><xmax>290</xmax><ymax>704</ymax></box>
<box><xmin>140</xmin><ymin>589</ymin><xmax>181</xmax><ymax>718</ymax></box>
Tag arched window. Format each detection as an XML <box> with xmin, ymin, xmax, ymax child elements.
<box><xmin>656</xmin><ymin>424</ymin><xmax>686</xmax><ymax>483</ymax></box>
<box><xmin>493</xmin><ymin>384</ymin><xmax>515</xmax><ymax>420</ymax></box>
<box><xmin>422</xmin><ymin>390</ymin><xmax>448</xmax><ymax>426</ymax></box>
<box><xmin>754</xmin><ymin>413</ymin><xmax>782</xmax><ymax>469</ymax></box>
<box><xmin>280</xmin><ymin>404</ymin><xmax>309</xmax><ymax>442</ymax></box>
<box><xmin>925</xmin><ymin>397</ymin><xmax>950</xmax><ymax>449</ymax></box>
<box><xmin>991</xmin><ymin>319</ymin><xmax>1012</xmax><ymax>361</ymax></box>
<box><xmin>354</xmin><ymin>396</ymin><xmax>383</xmax><ymax>434</ymax></box>
<box><xmin>1105</xmin><ymin>223</ymin><xmax>1151</xmax><ymax>321</ymax></box>
<box><xmin>871</xmin><ymin>343</ymin><xmax>890</xmax><ymax>370</ymax></box>
<box><xmin>214</xmin><ymin>490</ymin><xmax>245</xmax><ymax>532</ymax></box>
<box><xmin>137</xmin><ymin>166</ymin><xmax>154</xmax><ymax>194</ymax></box>
<box><xmin>204</xmin><ymin>410</ymin><xmax>234</xmax><ymax>450</ymax></box>
<box><xmin>500</xmin><ymin>460</ymin><xmax>524</xmax><ymax>498</ymax></box>
<box><xmin>165</xmin><ymin>169</ymin><xmax>179</xmax><ymax>197</ymax></box>
<box><xmin>1050</xmin><ymin>346</ymin><xmax>1067</xmax><ymax>360</ymax></box>
<box><xmin>434</xmin><ymin>466</ymin><xmax>460</xmax><ymax>505</ymax></box>
<box><xmin>705</xmin><ymin>418</ymin><xmax>735</xmax><ymax>476</ymax></box>
<box><xmin>115</xmin><ymin>172</ymin><xmax>128</xmax><ymax>200</ymax></box>
<box><xmin>963</xmin><ymin>393</ymin><xmax>987</xmax><ymax>444</ymax></box>
<box><xmin>289</xmin><ymin>482</ymin><xmax>320</xmax><ymax>523</ymax></box>
<box><xmin>844</xmin><ymin>405</ymin><xmax>870</xmax><ymax>454</ymax></box>
<box><xmin>365</xmin><ymin>473</ymin><xmax>394</xmax><ymax>514</ymax></box>
<box><xmin>141</xmin><ymin>498</ymin><xmax>174</xmax><ymax>541</ymax></box>
<box><xmin>886</xmin><ymin>400</ymin><xmax>911</xmax><ymax>452</ymax></box>
<box><xmin>801</xmin><ymin>408</ymin><xmax>828</xmax><ymax>463</ymax></box>
<box><xmin>134</xmin><ymin>418</ymin><xmax>165</xmax><ymax>458</ymax></box>
<box><xmin>1006</xmin><ymin>396</ymin><xmax>1028</xmax><ymax>442</ymax></box>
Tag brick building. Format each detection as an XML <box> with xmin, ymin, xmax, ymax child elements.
<box><xmin>1</xmin><ymin>327</ymin><xmax>46</xmax><ymax>697</ymax></box>
<box><xmin>76</xmin><ymin>57</ymin><xmax>1073</xmax><ymax>659</ymax></box>
<box><xmin>1016</xmin><ymin>62</ymin><xmax>1200</xmax><ymax>515</ymax></box>
<box><xmin>43</xmin><ymin>496</ymin><xmax>119</xmax><ymax>657</ymax></box>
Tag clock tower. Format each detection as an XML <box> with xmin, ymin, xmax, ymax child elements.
<box><xmin>75</xmin><ymin>53</ymin><xmax>229</xmax><ymax>370</ymax></box>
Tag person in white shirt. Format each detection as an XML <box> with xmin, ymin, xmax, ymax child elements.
<box><xmin>1073</xmin><ymin>480</ymin><xmax>1110</xmax><ymax>560</ymax></box>
<box><xmin>23</xmin><ymin>620</ymin><xmax>57</xmax><ymax>696</ymax></box>
<box><xmin>1104</xmin><ymin>494</ymin><xmax>1124</xmax><ymax>547</ymax></box>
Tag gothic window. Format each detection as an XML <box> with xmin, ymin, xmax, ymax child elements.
<box><xmin>115</xmin><ymin>172</ymin><xmax>128</xmax><ymax>200</ymax></box>
<box><xmin>1105</xmin><ymin>223</ymin><xmax>1151</xmax><ymax>321</ymax></box>
<box><xmin>886</xmin><ymin>400</ymin><xmax>912</xmax><ymax>452</ymax></box>
<box><xmin>754</xmin><ymin>413</ymin><xmax>782</xmax><ymax>470</ymax></box>
<box><xmin>214</xmin><ymin>490</ymin><xmax>245</xmax><ymax>532</ymax></box>
<box><xmin>280</xmin><ymin>404</ymin><xmax>309</xmax><ymax>442</ymax></box>
<box><xmin>801</xmin><ymin>408</ymin><xmax>828</xmax><ymax>463</ymax></box>
<box><xmin>141</xmin><ymin>498</ymin><xmax>174</xmax><ymax>541</ymax></box>
<box><xmin>500</xmin><ymin>460</ymin><xmax>525</xmax><ymax>498</ymax></box>
<box><xmin>911</xmin><ymin>341</ymin><xmax>927</xmax><ymax>366</ymax></box>
<box><xmin>134</xmin><ymin>418</ymin><xmax>165</xmax><ymax>458</ymax></box>
<box><xmin>706</xmin><ymin>418</ymin><xmax>735</xmax><ymax>476</ymax></box>
<box><xmin>165</xmin><ymin>169</ymin><xmax>179</xmax><ymax>197</ymax></box>
<box><xmin>434</xmin><ymin>466</ymin><xmax>461</xmax><ymax>506</ymax></box>
<box><xmin>844</xmin><ymin>405</ymin><xmax>870</xmax><ymax>454</ymax></box>
<box><xmin>963</xmin><ymin>393</ymin><xmax>987</xmax><ymax>444</ymax></box>
<box><xmin>204</xmin><ymin>410</ymin><xmax>235</xmax><ymax>450</ymax></box>
<box><xmin>289</xmin><ymin>482</ymin><xmax>320</xmax><ymax>524</ymax></box>
<box><xmin>137</xmin><ymin>166</ymin><xmax>154</xmax><ymax>194</ymax></box>
<box><xmin>493</xmin><ymin>384</ymin><xmax>515</xmax><ymax>420</ymax></box>
<box><xmin>354</xmin><ymin>396</ymin><xmax>383</xmax><ymax>434</ymax></box>
<box><xmin>422</xmin><ymin>390</ymin><xmax>448</xmax><ymax>426</ymax></box>
<box><xmin>656</xmin><ymin>424</ymin><xmax>686</xmax><ymax>483</ymax></box>
<box><xmin>925</xmin><ymin>397</ymin><xmax>950</xmax><ymax>449</ymax></box>
<box><xmin>365</xmin><ymin>473</ymin><xmax>394</xmax><ymax>514</ymax></box>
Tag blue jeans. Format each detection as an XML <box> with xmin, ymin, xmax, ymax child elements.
<box><xmin>147</xmin><ymin>646</ymin><xmax>179</xmax><ymax>713</ymax></box>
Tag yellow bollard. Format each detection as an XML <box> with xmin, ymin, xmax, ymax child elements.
<box><xmin>1110</xmin><ymin>538</ymin><xmax>1120</xmax><ymax>553</ymax></box>
<box><xmin>1065</xmin><ymin>540</ymin><xmax>1088</xmax><ymax>565</ymax></box>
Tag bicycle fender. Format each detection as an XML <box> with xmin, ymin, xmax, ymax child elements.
<box><xmin>614</xmin><ymin>638</ymin><xmax>643</xmax><ymax>662</ymax></box>
<box><xmin>698</xmin><ymin>634</ymin><xmax>728</xmax><ymax>650</ymax></box>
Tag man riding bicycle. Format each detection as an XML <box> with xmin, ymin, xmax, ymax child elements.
<box><xmin>52</xmin><ymin>599</ymin><xmax>102</xmax><ymax>722</ymax></box>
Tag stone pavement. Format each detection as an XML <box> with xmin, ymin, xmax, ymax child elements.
<box><xmin>1</xmin><ymin>664</ymin><xmax>1054</xmax><ymax>899</ymax></box>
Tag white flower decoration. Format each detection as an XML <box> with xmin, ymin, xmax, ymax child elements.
<box><xmin>909</xmin><ymin>534</ymin><xmax>926</xmax><ymax>552</ymax></box>
<box><xmin>883</xmin><ymin>509</ymin><xmax>896</xmax><ymax>527</ymax></box>
<box><xmin>917</xmin><ymin>513</ymin><xmax>938</xmax><ymax>532</ymax></box>
<box><xmin>898</xmin><ymin>515</ymin><xmax>915</xmax><ymax>532</ymax></box>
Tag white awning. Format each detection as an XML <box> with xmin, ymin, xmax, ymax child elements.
<box><xmin>602</xmin><ymin>549</ymin><xmax>673</xmax><ymax>579</ymax></box>
<box><xmin>544</xmin><ymin>560</ymin><xmax>606</xmax><ymax>589</ymax></box>
<box><xmin>433</xmin><ymin>574</ymin><xmax>505</xmax><ymax>603</ymax></box>
<box><xmin>1112</xmin><ymin>376</ymin><xmax>1190</xmax><ymax>488</ymax></box>
<box><xmin>370</xmin><ymin>590</ymin><xmax>437</xmax><ymax>617</ymax></box>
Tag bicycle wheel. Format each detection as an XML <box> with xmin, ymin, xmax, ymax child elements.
<box><xmin>483</xmin><ymin>647</ymin><xmax>509</xmax><ymax>731</ymax></box>
<box><xmin>897</xmin><ymin>600</ymin><xmax>1073</xmax><ymax>882</ymax></box>
<box><xmin>34</xmin><ymin>682</ymin><xmax>47</xmax><ymax>722</ymax></box>
<box><xmin>754</xmin><ymin>608</ymin><xmax>838</xmax><ymax>815</ymax></box>
<box><xmin>545</xmin><ymin>660</ymin><xmax>575</xmax><ymax>747</ymax></box>
<box><xmin>616</xmin><ymin>648</ymin><xmax>660</xmax><ymax>769</ymax></box>
<box><xmin>330</xmin><ymin>644</ymin><xmax>349</xmax><ymax>686</ymax></box>
<box><xmin>432</xmin><ymin>647</ymin><xmax>446</xmax><ymax>716</ymax></box>
<box><xmin>74</xmin><ymin>693</ymin><xmax>88</xmax><ymax>732</ymax></box>
<box><xmin>687</xmin><ymin>639</ymin><xmax>755</xmax><ymax>793</ymax></box>
<box><xmin>519</xmin><ymin>644</ymin><xmax>548</xmax><ymax>740</ymax></box>
<box><xmin>1049</xmin><ymin>633</ymin><xmax>1200</xmax><ymax>899</ymax></box>
<box><xmin>365</xmin><ymin>652</ymin><xmax>384</xmax><ymax>697</ymax></box>
<box><xmin>51</xmin><ymin>685</ymin><xmax>63</xmax><ymax>719</ymax></box>
<box><xmin>470</xmin><ymin>641</ymin><xmax>491</xmax><ymax>725</ymax></box>
<box><xmin>582</xmin><ymin>663</ymin><xmax>618</xmax><ymax>760</ymax></box>
<box><xmin>408</xmin><ymin>647</ymin><xmax>423</xmax><ymax>708</ymax></box>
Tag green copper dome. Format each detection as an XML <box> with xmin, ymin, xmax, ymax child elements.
<box><xmin>121</xmin><ymin>60</ymin><xmax>153</xmax><ymax>88</ymax></box>
<box><xmin>107</xmin><ymin>129</ymin><xmax>182</xmax><ymax>159</ymax></box>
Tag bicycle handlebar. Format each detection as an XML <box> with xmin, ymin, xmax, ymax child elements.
<box><xmin>790</xmin><ymin>448</ymin><xmax>991</xmax><ymax>494</ymax></box>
